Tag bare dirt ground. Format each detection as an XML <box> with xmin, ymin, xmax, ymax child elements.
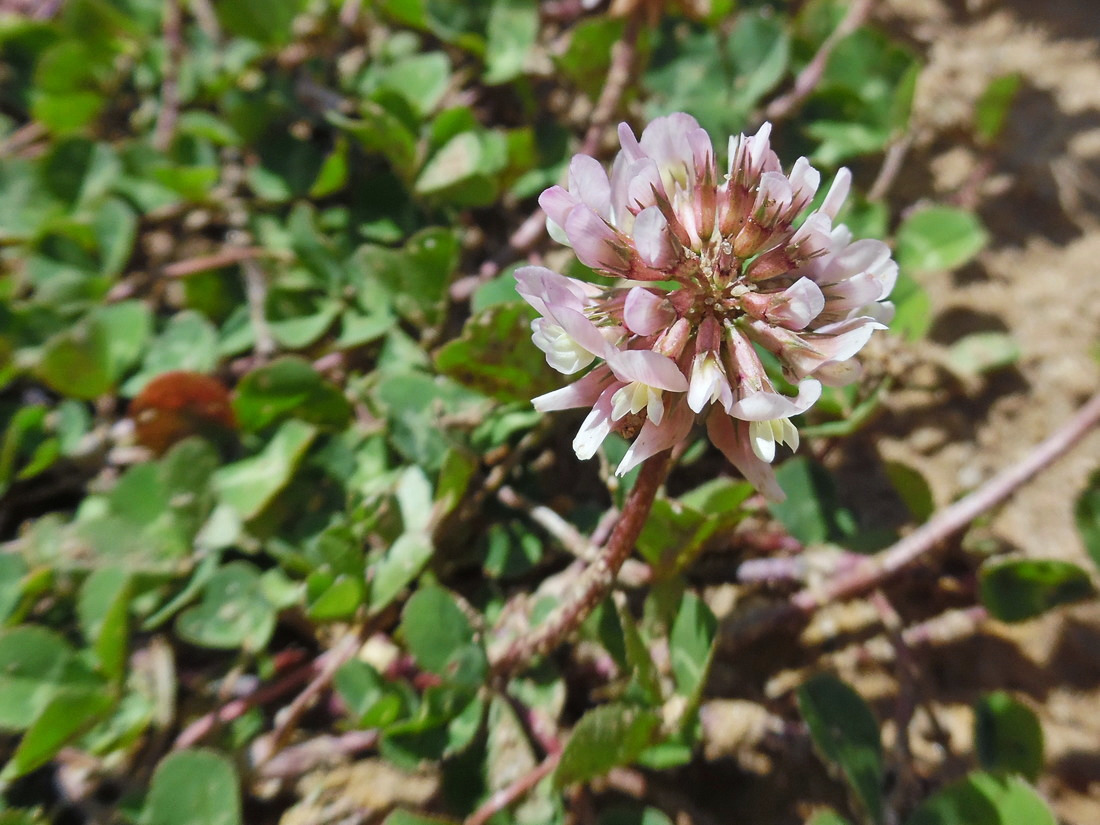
<box><xmin>830</xmin><ymin>0</ymin><xmax>1100</xmax><ymax>820</ymax></box>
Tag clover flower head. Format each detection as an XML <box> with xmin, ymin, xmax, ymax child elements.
<box><xmin>518</xmin><ymin>113</ymin><xmax>896</xmax><ymax>501</ymax></box>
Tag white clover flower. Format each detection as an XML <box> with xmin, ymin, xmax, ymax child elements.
<box><xmin>518</xmin><ymin>113</ymin><xmax>895</xmax><ymax>500</ymax></box>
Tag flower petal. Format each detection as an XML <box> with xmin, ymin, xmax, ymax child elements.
<box><xmin>538</xmin><ymin>186</ymin><xmax>576</xmax><ymax>246</ymax></box>
<box><xmin>563</xmin><ymin>206</ymin><xmax>632</xmax><ymax>274</ymax></box>
<box><xmin>820</xmin><ymin>167</ymin><xmax>851</xmax><ymax>219</ymax></box>
<box><xmin>568</xmin><ymin>154</ymin><xmax>612</xmax><ymax>219</ymax></box>
<box><xmin>767</xmin><ymin>277</ymin><xmax>825</xmax><ymax>330</ymax></box>
<box><xmin>532</xmin><ymin>366</ymin><xmax>614</xmax><ymax>411</ymax></box>
<box><xmin>514</xmin><ymin>265</ymin><xmax>596</xmax><ymax>316</ymax></box>
<box><xmin>551</xmin><ymin>306</ymin><xmax>619</xmax><ymax>362</ymax></box>
<box><xmin>706</xmin><ymin>413</ymin><xmax>785</xmax><ymax>502</ymax></box>
<box><xmin>617</xmin><ymin>400</ymin><xmax>695</xmax><ymax>476</ymax></box>
<box><xmin>687</xmin><ymin>352</ymin><xmax>733</xmax><ymax>413</ymax></box>
<box><xmin>623</xmin><ymin>286</ymin><xmax>675</xmax><ymax>336</ymax></box>
<box><xmin>608</xmin><ymin>349</ymin><xmax>688</xmax><ymax>392</ymax></box>
<box><xmin>632</xmin><ymin>205</ymin><xmax>681</xmax><ymax>270</ymax></box>
<box><xmin>573</xmin><ymin>384</ymin><xmax>618</xmax><ymax>460</ymax></box>
<box><xmin>730</xmin><ymin>378</ymin><xmax>822</xmax><ymax>421</ymax></box>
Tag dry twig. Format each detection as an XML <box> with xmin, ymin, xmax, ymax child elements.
<box><xmin>727</xmin><ymin>390</ymin><xmax>1100</xmax><ymax>646</ymax></box>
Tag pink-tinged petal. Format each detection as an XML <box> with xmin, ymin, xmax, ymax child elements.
<box><xmin>617</xmin><ymin>121</ymin><xmax>645</xmax><ymax>162</ymax></box>
<box><xmin>815</xmin><ymin>358</ymin><xmax>862</xmax><ymax>387</ymax></box>
<box><xmin>706</xmin><ymin>413</ymin><xmax>785</xmax><ymax>502</ymax></box>
<box><xmin>563</xmin><ymin>206</ymin><xmax>632</xmax><ymax>274</ymax></box>
<box><xmin>539</xmin><ymin>186</ymin><xmax>576</xmax><ymax>245</ymax></box>
<box><xmin>754</xmin><ymin>171</ymin><xmax>793</xmax><ymax>222</ymax></box>
<box><xmin>811</xmin><ymin>315</ymin><xmax>887</xmax><ymax>338</ymax></box>
<box><xmin>623</xmin><ymin>286</ymin><xmax>675</xmax><ymax>336</ymax></box>
<box><xmin>639</xmin><ymin>113</ymin><xmax>702</xmax><ymax>181</ymax></box>
<box><xmin>822</xmin><ymin>271</ymin><xmax>883</xmax><ymax>312</ymax></box>
<box><xmin>616</xmin><ymin>400</ymin><xmax>695</xmax><ymax>476</ymax></box>
<box><xmin>747</xmin><ymin>121</ymin><xmax>775</xmax><ymax>173</ymax></box>
<box><xmin>624</xmin><ymin>157</ymin><xmax>666</xmax><ymax>214</ymax></box>
<box><xmin>730</xmin><ymin>378</ymin><xmax>822</xmax><ymax>421</ymax></box>
<box><xmin>726</xmin><ymin>325</ymin><xmax>769</xmax><ymax>393</ymax></box>
<box><xmin>786</xmin><ymin>156</ymin><xmax>821</xmax><ymax>212</ymax></box>
<box><xmin>874</xmin><ymin>259</ymin><xmax>898</xmax><ymax>301</ymax></box>
<box><xmin>573</xmin><ymin>384</ymin><xmax>618</xmax><ymax>460</ymax></box>
<box><xmin>688</xmin><ymin>128</ymin><xmax>715</xmax><ymax>179</ymax></box>
<box><xmin>551</xmin><ymin>305</ymin><xmax>619</xmax><ymax>361</ymax></box>
<box><xmin>514</xmin><ymin>265</ymin><xmax>594</xmax><ymax>316</ymax></box>
<box><xmin>795</xmin><ymin>321</ymin><xmax>881</xmax><ymax>378</ymax></box>
<box><xmin>632</xmin><ymin>206</ymin><xmax>681</xmax><ymax>270</ymax></box>
<box><xmin>789</xmin><ymin>212</ymin><xmax>834</xmax><ymax>257</ymax></box>
<box><xmin>863</xmin><ymin>300</ymin><xmax>895</xmax><ymax>325</ymax></box>
<box><xmin>608</xmin><ymin>153</ymin><xmax>636</xmax><ymax>230</ymax></box>
<box><xmin>568</xmin><ymin>154</ymin><xmax>611</xmax><ymax>219</ymax></box>
<box><xmin>820</xmin><ymin>167</ymin><xmax>851</xmax><ymax>219</ymax></box>
<box><xmin>747</xmin><ymin>317</ymin><xmax>883</xmax><ymax>380</ymax></box>
<box><xmin>767</xmin><ymin>277</ymin><xmax>825</xmax><ymax>330</ymax></box>
<box><xmin>608</xmin><ymin>349</ymin><xmax>688</xmax><ymax>392</ymax></box>
<box><xmin>532</xmin><ymin>366</ymin><xmax>614</xmax><ymax>412</ymax></box>
<box><xmin>817</xmin><ymin>238</ymin><xmax>893</xmax><ymax>287</ymax></box>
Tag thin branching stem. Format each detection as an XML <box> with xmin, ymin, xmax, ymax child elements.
<box><xmin>764</xmin><ymin>0</ymin><xmax>875</xmax><ymax>122</ymax></box>
<box><xmin>728</xmin><ymin>390</ymin><xmax>1100</xmax><ymax>646</ymax></box>
<box><xmin>490</xmin><ymin>450</ymin><xmax>672</xmax><ymax>679</ymax></box>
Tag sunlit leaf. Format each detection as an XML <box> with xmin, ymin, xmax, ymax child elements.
<box><xmin>798</xmin><ymin>674</ymin><xmax>884</xmax><ymax>823</ymax></box>
<box><xmin>143</xmin><ymin>749</ymin><xmax>242</xmax><ymax>825</ymax></box>
<box><xmin>906</xmin><ymin>772</ymin><xmax>1055</xmax><ymax>825</ymax></box>
<box><xmin>555</xmin><ymin>704</ymin><xmax>661</xmax><ymax>787</ymax></box>
<box><xmin>896</xmin><ymin>207</ymin><xmax>990</xmax><ymax>273</ymax></box>
<box><xmin>974</xmin><ymin>691</ymin><xmax>1043</xmax><ymax>781</ymax></box>
<box><xmin>979</xmin><ymin>559</ymin><xmax>1095</xmax><ymax>623</ymax></box>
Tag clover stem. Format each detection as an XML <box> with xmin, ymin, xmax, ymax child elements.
<box><xmin>490</xmin><ymin>450</ymin><xmax>672</xmax><ymax>680</ymax></box>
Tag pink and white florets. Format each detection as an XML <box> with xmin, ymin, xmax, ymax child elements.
<box><xmin>517</xmin><ymin>113</ymin><xmax>896</xmax><ymax>501</ymax></box>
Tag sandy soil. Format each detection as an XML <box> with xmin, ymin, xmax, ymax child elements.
<box><xmin>824</xmin><ymin>0</ymin><xmax>1100</xmax><ymax>820</ymax></box>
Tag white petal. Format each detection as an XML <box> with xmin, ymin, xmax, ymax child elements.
<box><xmin>749</xmin><ymin>420</ymin><xmax>777</xmax><ymax>463</ymax></box>
<box><xmin>706</xmin><ymin>413</ymin><xmax>785</xmax><ymax>502</ymax></box>
<box><xmin>730</xmin><ymin>379</ymin><xmax>822</xmax><ymax>422</ymax></box>
<box><xmin>608</xmin><ymin>349</ymin><xmax>688</xmax><ymax>392</ymax></box>
<box><xmin>573</xmin><ymin>386</ymin><xmax>617</xmax><ymax>459</ymax></box>
<box><xmin>532</xmin><ymin>366</ymin><xmax>613</xmax><ymax>411</ymax></box>
<box><xmin>820</xmin><ymin>167</ymin><xmax>851</xmax><ymax>219</ymax></box>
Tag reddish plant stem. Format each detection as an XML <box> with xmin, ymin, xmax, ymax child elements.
<box><xmin>764</xmin><ymin>0</ymin><xmax>875</xmax><ymax>122</ymax></box>
<box><xmin>465</xmin><ymin>751</ymin><xmax>562</xmax><ymax>825</ymax></box>
<box><xmin>252</xmin><ymin>631</ymin><xmax>363</xmax><ymax>762</ymax></box>
<box><xmin>868</xmin><ymin>134</ymin><xmax>913</xmax><ymax>202</ymax></box>
<box><xmin>152</xmin><ymin>0</ymin><xmax>183</xmax><ymax>153</ymax></box>
<box><xmin>255</xmin><ymin>729</ymin><xmax>380</xmax><ymax>780</ymax></box>
<box><xmin>490</xmin><ymin>451</ymin><xmax>672</xmax><ymax>679</ymax></box>
<box><xmin>162</xmin><ymin>246</ymin><xmax>274</xmax><ymax>278</ymax></box>
<box><xmin>498</xmin><ymin>485</ymin><xmax>651</xmax><ymax>586</ymax></box>
<box><xmin>502</xmin><ymin>690</ymin><xmax>563</xmax><ymax>757</ymax></box>
<box><xmin>172</xmin><ymin>654</ymin><xmax>314</xmax><ymax>750</ymax></box>
<box><xmin>730</xmin><ymin>390</ymin><xmax>1100</xmax><ymax>645</ymax></box>
<box><xmin>581</xmin><ymin>15</ymin><xmax>642</xmax><ymax>157</ymax></box>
